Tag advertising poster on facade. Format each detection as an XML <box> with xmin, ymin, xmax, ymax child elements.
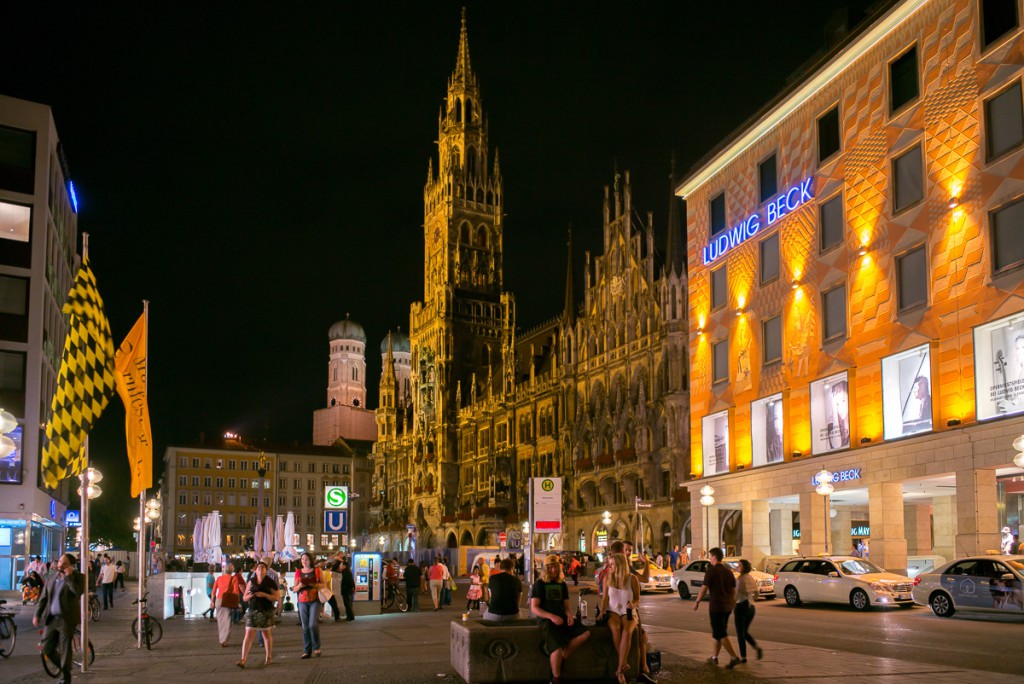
<box><xmin>810</xmin><ymin>371</ymin><xmax>850</xmax><ymax>454</ymax></box>
<box><xmin>974</xmin><ymin>314</ymin><xmax>1024</xmax><ymax>421</ymax></box>
<box><xmin>751</xmin><ymin>393</ymin><xmax>784</xmax><ymax>466</ymax></box>
<box><xmin>702</xmin><ymin>410</ymin><xmax>729</xmax><ymax>476</ymax></box>
<box><xmin>882</xmin><ymin>344</ymin><xmax>933</xmax><ymax>439</ymax></box>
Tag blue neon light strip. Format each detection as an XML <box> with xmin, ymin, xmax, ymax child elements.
<box><xmin>68</xmin><ymin>181</ymin><xmax>79</xmax><ymax>213</ymax></box>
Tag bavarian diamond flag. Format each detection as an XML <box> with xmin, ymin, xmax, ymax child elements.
<box><xmin>41</xmin><ymin>258</ymin><xmax>116</xmax><ymax>488</ymax></box>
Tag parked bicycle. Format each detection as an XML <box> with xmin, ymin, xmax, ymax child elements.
<box><xmin>38</xmin><ymin>627</ymin><xmax>94</xmax><ymax>678</ymax></box>
<box><xmin>130</xmin><ymin>593</ymin><xmax>162</xmax><ymax>649</ymax></box>
<box><xmin>87</xmin><ymin>592</ymin><xmax>100</xmax><ymax>622</ymax></box>
<box><xmin>0</xmin><ymin>599</ymin><xmax>16</xmax><ymax>657</ymax></box>
<box><xmin>382</xmin><ymin>582</ymin><xmax>408</xmax><ymax>612</ymax></box>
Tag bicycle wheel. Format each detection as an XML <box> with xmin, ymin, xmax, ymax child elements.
<box><xmin>0</xmin><ymin>616</ymin><xmax>16</xmax><ymax>657</ymax></box>
<box><xmin>72</xmin><ymin>638</ymin><xmax>95</xmax><ymax>668</ymax></box>
<box><xmin>89</xmin><ymin>597</ymin><xmax>100</xmax><ymax>622</ymax></box>
<box><xmin>41</xmin><ymin>651</ymin><xmax>60</xmax><ymax>678</ymax></box>
<box><xmin>144</xmin><ymin>617</ymin><xmax>162</xmax><ymax>645</ymax></box>
<box><xmin>396</xmin><ymin>592</ymin><xmax>408</xmax><ymax>613</ymax></box>
<box><xmin>382</xmin><ymin>592</ymin><xmax>395</xmax><ymax>611</ymax></box>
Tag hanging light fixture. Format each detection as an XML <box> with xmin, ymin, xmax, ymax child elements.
<box><xmin>1013</xmin><ymin>435</ymin><xmax>1024</xmax><ymax>469</ymax></box>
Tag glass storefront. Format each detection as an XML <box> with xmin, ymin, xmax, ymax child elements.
<box><xmin>0</xmin><ymin>516</ymin><xmax>65</xmax><ymax>589</ymax></box>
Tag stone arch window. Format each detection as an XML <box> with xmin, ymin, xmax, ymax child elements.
<box><xmin>460</xmin><ymin>529</ymin><xmax>473</xmax><ymax>547</ymax></box>
<box><xmin>487</xmin><ymin>190</ymin><xmax>494</xmax><ymax>204</ymax></box>
<box><xmin>455</xmin><ymin>98</ymin><xmax>463</xmax><ymax>123</ymax></box>
<box><xmin>460</xmin><ymin>222</ymin><xmax>471</xmax><ymax>244</ymax></box>
<box><xmin>467</xmin><ymin>146</ymin><xmax>477</xmax><ymax>176</ymax></box>
<box><xmin>476</xmin><ymin>187</ymin><xmax>484</xmax><ymax>203</ymax></box>
<box><xmin>475</xmin><ymin>225</ymin><xmax>488</xmax><ymax>248</ymax></box>
<box><xmin>465</xmin><ymin>99</ymin><xmax>473</xmax><ymax>123</ymax></box>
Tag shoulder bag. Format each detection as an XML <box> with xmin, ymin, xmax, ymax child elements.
<box><xmin>220</xmin><ymin>579</ymin><xmax>240</xmax><ymax>609</ymax></box>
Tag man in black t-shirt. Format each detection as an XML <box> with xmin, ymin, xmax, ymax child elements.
<box><xmin>530</xmin><ymin>555</ymin><xmax>589</xmax><ymax>684</ymax></box>
<box><xmin>483</xmin><ymin>558</ymin><xmax>522</xmax><ymax>622</ymax></box>
<box><xmin>693</xmin><ymin>547</ymin><xmax>740</xmax><ymax>668</ymax></box>
<box><xmin>403</xmin><ymin>559</ymin><xmax>422</xmax><ymax>612</ymax></box>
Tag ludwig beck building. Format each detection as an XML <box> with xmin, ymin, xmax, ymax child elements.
<box><xmin>679</xmin><ymin>0</ymin><xmax>1024</xmax><ymax>575</ymax></box>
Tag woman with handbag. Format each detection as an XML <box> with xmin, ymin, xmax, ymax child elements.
<box><xmin>237</xmin><ymin>562</ymin><xmax>279</xmax><ymax>668</ymax></box>
<box><xmin>212</xmin><ymin>563</ymin><xmax>239</xmax><ymax>647</ymax></box>
<box><xmin>290</xmin><ymin>552</ymin><xmax>323</xmax><ymax>658</ymax></box>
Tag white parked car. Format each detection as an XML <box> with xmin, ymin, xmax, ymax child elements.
<box><xmin>671</xmin><ymin>558</ymin><xmax>775</xmax><ymax>600</ymax></box>
<box><xmin>775</xmin><ymin>556</ymin><xmax>914</xmax><ymax>611</ymax></box>
<box><xmin>911</xmin><ymin>555</ymin><xmax>1024</xmax><ymax>617</ymax></box>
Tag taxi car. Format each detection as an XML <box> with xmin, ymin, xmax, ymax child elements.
<box><xmin>911</xmin><ymin>555</ymin><xmax>1024</xmax><ymax>617</ymax></box>
<box><xmin>671</xmin><ymin>558</ymin><xmax>776</xmax><ymax>600</ymax></box>
<box><xmin>775</xmin><ymin>556</ymin><xmax>914</xmax><ymax>610</ymax></box>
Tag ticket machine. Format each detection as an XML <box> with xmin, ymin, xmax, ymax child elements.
<box><xmin>352</xmin><ymin>551</ymin><xmax>382</xmax><ymax>616</ymax></box>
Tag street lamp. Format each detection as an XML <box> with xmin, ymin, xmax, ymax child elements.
<box><xmin>815</xmin><ymin>469</ymin><xmax>835</xmax><ymax>554</ymax></box>
<box><xmin>78</xmin><ymin>467</ymin><xmax>104</xmax><ymax>500</ymax></box>
<box><xmin>700</xmin><ymin>485</ymin><xmax>715</xmax><ymax>557</ymax></box>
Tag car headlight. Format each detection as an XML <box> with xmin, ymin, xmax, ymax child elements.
<box><xmin>868</xmin><ymin>582</ymin><xmax>885</xmax><ymax>591</ymax></box>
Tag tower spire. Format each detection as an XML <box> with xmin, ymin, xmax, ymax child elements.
<box><xmin>564</xmin><ymin>225</ymin><xmax>576</xmax><ymax>327</ymax></box>
<box><xmin>665</xmin><ymin>152</ymin><xmax>686</xmax><ymax>277</ymax></box>
<box><xmin>453</xmin><ymin>7</ymin><xmax>473</xmax><ymax>86</ymax></box>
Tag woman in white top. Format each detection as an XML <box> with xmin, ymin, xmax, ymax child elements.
<box><xmin>601</xmin><ymin>553</ymin><xmax>641</xmax><ymax>684</ymax></box>
<box><xmin>733</xmin><ymin>559</ymin><xmax>763</xmax><ymax>662</ymax></box>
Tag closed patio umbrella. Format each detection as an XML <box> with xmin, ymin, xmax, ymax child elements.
<box><xmin>192</xmin><ymin>516</ymin><xmax>205</xmax><ymax>563</ymax></box>
<box><xmin>263</xmin><ymin>516</ymin><xmax>273</xmax><ymax>557</ymax></box>
<box><xmin>281</xmin><ymin>511</ymin><xmax>297</xmax><ymax>561</ymax></box>
<box><xmin>254</xmin><ymin>519</ymin><xmax>264</xmax><ymax>556</ymax></box>
<box><xmin>206</xmin><ymin>511</ymin><xmax>223</xmax><ymax>567</ymax></box>
<box><xmin>274</xmin><ymin>515</ymin><xmax>285</xmax><ymax>561</ymax></box>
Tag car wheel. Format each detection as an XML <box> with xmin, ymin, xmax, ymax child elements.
<box><xmin>850</xmin><ymin>588</ymin><xmax>871</xmax><ymax>611</ymax></box>
<box><xmin>929</xmin><ymin>591</ymin><xmax>955</xmax><ymax>618</ymax></box>
<box><xmin>678</xmin><ymin>583</ymin><xmax>690</xmax><ymax>600</ymax></box>
<box><xmin>784</xmin><ymin>585</ymin><xmax>801</xmax><ymax>606</ymax></box>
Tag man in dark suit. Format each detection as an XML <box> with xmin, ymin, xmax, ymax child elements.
<box><xmin>339</xmin><ymin>559</ymin><xmax>356</xmax><ymax>621</ymax></box>
<box><xmin>34</xmin><ymin>554</ymin><xmax>85</xmax><ymax>684</ymax></box>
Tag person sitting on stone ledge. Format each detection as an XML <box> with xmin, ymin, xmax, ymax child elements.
<box><xmin>530</xmin><ymin>554</ymin><xmax>590</xmax><ymax>684</ymax></box>
<box><xmin>482</xmin><ymin>558</ymin><xmax>521</xmax><ymax>622</ymax></box>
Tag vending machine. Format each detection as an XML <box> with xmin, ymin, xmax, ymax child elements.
<box><xmin>352</xmin><ymin>552</ymin><xmax>382</xmax><ymax>616</ymax></box>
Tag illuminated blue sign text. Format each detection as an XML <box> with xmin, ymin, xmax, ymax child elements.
<box><xmin>810</xmin><ymin>468</ymin><xmax>861</xmax><ymax>486</ymax></box>
<box><xmin>702</xmin><ymin>177</ymin><xmax>814</xmax><ymax>265</ymax></box>
<box><xmin>68</xmin><ymin>181</ymin><xmax>79</xmax><ymax>213</ymax></box>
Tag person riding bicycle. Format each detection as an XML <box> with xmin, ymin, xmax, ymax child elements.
<box><xmin>21</xmin><ymin>570</ymin><xmax>44</xmax><ymax>604</ymax></box>
<box><xmin>384</xmin><ymin>559</ymin><xmax>400</xmax><ymax>595</ymax></box>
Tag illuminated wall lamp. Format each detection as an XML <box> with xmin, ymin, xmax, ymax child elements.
<box><xmin>1012</xmin><ymin>435</ymin><xmax>1024</xmax><ymax>468</ymax></box>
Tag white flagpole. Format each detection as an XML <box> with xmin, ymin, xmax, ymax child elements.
<box><xmin>80</xmin><ymin>232</ymin><xmax>91</xmax><ymax>674</ymax></box>
<box><xmin>136</xmin><ymin>299</ymin><xmax>149</xmax><ymax>648</ymax></box>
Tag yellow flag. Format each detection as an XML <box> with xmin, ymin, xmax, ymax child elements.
<box><xmin>42</xmin><ymin>258</ymin><xmax>116</xmax><ymax>488</ymax></box>
<box><xmin>115</xmin><ymin>313</ymin><xmax>152</xmax><ymax>497</ymax></box>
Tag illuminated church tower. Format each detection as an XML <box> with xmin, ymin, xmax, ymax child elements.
<box><xmin>407</xmin><ymin>10</ymin><xmax>515</xmax><ymax>521</ymax></box>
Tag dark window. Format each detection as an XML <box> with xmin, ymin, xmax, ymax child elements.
<box><xmin>0</xmin><ymin>125</ymin><xmax>36</xmax><ymax>194</ymax></box>
<box><xmin>889</xmin><ymin>46</ymin><xmax>919</xmax><ymax>113</ymax></box>
<box><xmin>981</xmin><ymin>0</ymin><xmax>1019</xmax><ymax>49</ymax></box>
<box><xmin>0</xmin><ymin>274</ymin><xmax>29</xmax><ymax>342</ymax></box>
<box><xmin>780</xmin><ymin>561</ymin><xmax>801</xmax><ymax>573</ymax></box>
<box><xmin>992</xmin><ymin>196</ymin><xmax>1024</xmax><ymax>272</ymax></box>
<box><xmin>763</xmin><ymin>315</ymin><xmax>782</xmax><ymax>364</ymax></box>
<box><xmin>759</xmin><ymin>154</ymin><xmax>778</xmax><ymax>203</ymax></box>
<box><xmin>818</xmin><ymin>106</ymin><xmax>841</xmax><ymax>162</ymax></box>
<box><xmin>985</xmin><ymin>81</ymin><xmax>1024</xmax><ymax>160</ymax></box>
<box><xmin>0</xmin><ymin>349</ymin><xmax>26</xmax><ymax>415</ymax></box>
<box><xmin>897</xmin><ymin>245</ymin><xmax>928</xmax><ymax>311</ymax></box>
<box><xmin>711</xmin><ymin>266</ymin><xmax>727</xmax><ymax>310</ymax></box>
<box><xmin>820</xmin><ymin>194</ymin><xmax>844</xmax><ymax>252</ymax></box>
<box><xmin>823</xmin><ymin>284</ymin><xmax>847</xmax><ymax>341</ymax></box>
<box><xmin>760</xmin><ymin>233</ymin><xmax>780</xmax><ymax>284</ymax></box>
<box><xmin>893</xmin><ymin>145</ymin><xmax>924</xmax><ymax>213</ymax></box>
<box><xmin>712</xmin><ymin>340</ymin><xmax>728</xmax><ymax>384</ymax></box>
<box><xmin>710</xmin><ymin>193</ymin><xmax>726</xmax><ymax>235</ymax></box>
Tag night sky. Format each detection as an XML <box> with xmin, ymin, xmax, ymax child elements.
<box><xmin>2</xmin><ymin>1</ymin><xmax>845</xmax><ymax>536</ymax></box>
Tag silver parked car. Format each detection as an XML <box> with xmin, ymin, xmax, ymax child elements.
<box><xmin>911</xmin><ymin>555</ymin><xmax>1024</xmax><ymax>617</ymax></box>
<box><xmin>775</xmin><ymin>556</ymin><xmax>915</xmax><ymax>610</ymax></box>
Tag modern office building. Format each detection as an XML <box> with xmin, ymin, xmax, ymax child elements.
<box><xmin>0</xmin><ymin>95</ymin><xmax>78</xmax><ymax>588</ymax></box>
<box><xmin>679</xmin><ymin>0</ymin><xmax>1024</xmax><ymax>574</ymax></box>
<box><xmin>161</xmin><ymin>436</ymin><xmax>373</xmax><ymax>560</ymax></box>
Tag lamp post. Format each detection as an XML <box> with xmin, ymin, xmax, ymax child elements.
<box><xmin>815</xmin><ymin>469</ymin><xmax>835</xmax><ymax>554</ymax></box>
<box><xmin>699</xmin><ymin>485</ymin><xmax>715</xmax><ymax>557</ymax></box>
<box><xmin>145</xmin><ymin>497</ymin><xmax>161</xmax><ymax>575</ymax></box>
<box><xmin>256</xmin><ymin>450</ymin><xmax>268</xmax><ymax>540</ymax></box>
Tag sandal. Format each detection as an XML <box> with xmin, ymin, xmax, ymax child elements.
<box><xmin>265</xmin><ymin>658</ymin><xmax>273</xmax><ymax>666</ymax></box>
<box><xmin>235</xmin><ymin>660</ymin><xmax>245</xmax><ymax>668</ymax></box>
<box><xmin>314</xmin><ymin>650</ymin><xmax>321</xmax><ymax>657</ymax></box>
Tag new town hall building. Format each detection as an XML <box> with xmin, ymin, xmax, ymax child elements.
<box><xmin>367</xmin><ymin>16</ymin><xmax>691</xmax><ymax>559</ymax></box>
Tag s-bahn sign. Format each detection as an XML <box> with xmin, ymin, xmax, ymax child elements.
<box><xmin>325</xmin><ymin>485</ymin><xmax>349</xmax><ymax>509</ymax></box>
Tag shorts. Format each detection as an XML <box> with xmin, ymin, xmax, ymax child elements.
<box><xmin>709</xmin><ymin>611</ymin><xmax>730</xmax><ymax>640</ymax></box>
<box><xmin>245</xmin><ymin>609</ymin><xmax>276</xmax><ymax>631</ymax></box>
<box><xmin>539</xmin><ymin>618</ymin><xmax>588</xmax><ymax>653</ymax></box>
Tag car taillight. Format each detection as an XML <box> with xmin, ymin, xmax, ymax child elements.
<box><xmin>773</xmin><ymin>574</ymin><xmax>779</xmax><ymax>582</ymax></box>
<box><xmin>913</xmin><ymin>577</ymin><xmax>921</xmax><ymax>586</ymax></box>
